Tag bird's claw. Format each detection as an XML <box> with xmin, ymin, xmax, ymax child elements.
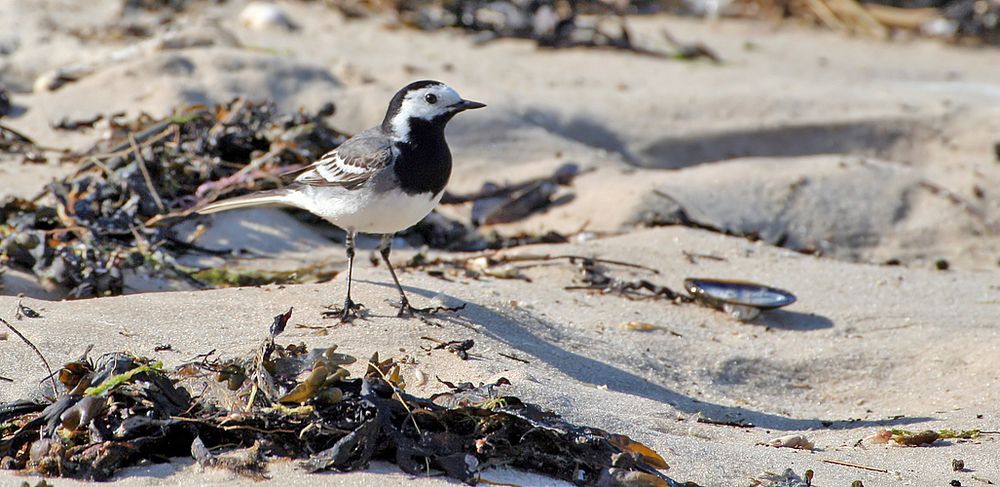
<box><xmin>321</xmin><ymin>298</ymin><xmax>366</xmax><ymax>322</ymax></box>
<box><xmin>396</xmin><ymin>298</ymin><xmax>466</xmax><ymax>318</ymax></box>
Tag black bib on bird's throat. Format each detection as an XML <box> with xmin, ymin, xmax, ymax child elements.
<box><xmin>392</xmin><ymin>116</ymin><xmax>454</xmax><ymax>196</ymax></box>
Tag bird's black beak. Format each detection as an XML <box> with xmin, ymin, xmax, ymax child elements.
<box><xmin>453</xmin><ymin>99</ymin><xmax>486</xmax><ymax>111</ymax></box>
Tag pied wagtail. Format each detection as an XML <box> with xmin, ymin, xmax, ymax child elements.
<box><xmin>198</xmin><ymin>80</ymin><xmax>485</xmax><ymax>320</ymax></box>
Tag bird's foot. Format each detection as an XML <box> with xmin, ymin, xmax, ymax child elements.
<box><xmin>396</xmin><ymin>297</ymin><xmax>466</xmax><ymax>319</ymax></box>
<box><xmin>321</xmin><ymin>298</ymin><xmax>366</xmax><ymax>323</ymax></box>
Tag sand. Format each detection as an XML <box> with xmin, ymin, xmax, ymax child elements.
<box><xmin>1</xmin><ymin>0</ymin><xmax>999</xmax><ymax>485</ymax></box>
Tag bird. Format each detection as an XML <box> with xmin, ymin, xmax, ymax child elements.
<box><xmin>197</xmin><ymin>80</ymin><xmax>485</xmax><ymax>321</ymax></box>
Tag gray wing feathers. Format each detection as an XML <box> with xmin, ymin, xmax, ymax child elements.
<box><xmin>292</xmin><ymin>129</ymin><xmax>392</xmax><ymax>190</ymax></box>
<box><xmin>196</xmin><ymin>129</ymin><xmax>390</xmax><ymax>215</ymax></box>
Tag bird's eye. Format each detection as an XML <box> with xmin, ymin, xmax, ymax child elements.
<box><xmin>424</xmin><ymin>93</ymin><xmax>438</xmax><ymax>104</ymax></box>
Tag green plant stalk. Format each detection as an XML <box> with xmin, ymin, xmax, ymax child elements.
<box><xmin>84</xmin><ymin>361</ymin><xmax>164</xmax><ymax>396</ymax></box>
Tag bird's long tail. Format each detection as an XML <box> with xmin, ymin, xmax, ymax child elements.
<box><xmin>196</xmin><ymin>189</ymin><xmax>291</xmax><ymax>215</ymax></box>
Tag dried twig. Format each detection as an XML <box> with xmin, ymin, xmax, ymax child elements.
<box><xmin>0</xmin><ymin>316</ymin><xmax>58</xmax><ymax>394</ymax></box>
<box><xmin>498</xmin><ymin>352</ymin><xmax>530</xmax><ymax>364</ymax></box>
<box><xmin>367</xmin><ymin>360</ymin><xmax>421</xmax><ymax>435</ymax></box>
<box><xmin>406</xmin><ymin>252</ymin><xmax>659</xmax><ymax>274</ymax></box>
<box><xmin>67</xmin><ymin>118</ymin><xmax>181</xmax><ymax>179</ymax></box>
<box><xmin>130</xmin><ymin>132</ymin><xmax>166</xmax><ymax>213</ymax></box>
<box><xmin>661</xmin><ymin>28</ymin><xmax>721</xmax><ymax>62</ymax></box>
<box><xmin>682</xmin><ymin>251</ymin><xmax>726</xmax><ymax>264</ymax></box>
<box><xmin>803</xmin><ymin>0</ymin><xmax>847</xmax><ymax>30</ymax></box>
<box><xmin>824</xmin><ymin>0</ymin><xmax>889</xmax><ymax>38</ymax></box>
<box><xmin>821</xmin><ymin>458</ymin><xmax>889</xmax><ymax>473</ymax></box>
<box><xmin>696</xmin><ymin>417</ymin><xmax>754</xmax><ymax>428</ymax></box>
<box><xmin>0</xmin><ymin>123</ymin><xmax>37</xmax><ymax>145</ymax></box>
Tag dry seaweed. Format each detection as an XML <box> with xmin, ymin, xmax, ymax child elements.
<box><xmin>0</xmin><ymin>98</ymin><xmax>347</xmax><ymax>297</ymax></box>
<box><xmin>871</xmin><ymin>428</ymin><xmax>985</xmax><ymax>446</ymax></box>
<box><xmin>420</xmin><ymin>336</ymin><xmax>475</xmax><ymax>359</ymax></box>
<box><xmin>0</xmin><ymin>309</ymin><xmax>686</xmax><ymax>485</ymax></box>
<box><xmin>14</xmin><ymin>299</ymin><xmax>42</xmax><ymax>320</ymax></box>
<box><xmin>566</xmin><ymin>256</ymin><xmax>688</xmax><ymax>301</ymax></box>
<box><xmin>333</xmin><ymin>0</ymin><xmax>682</xmax><ymax>56</ymax></box>
<box><xmin>734</xmin><ymin>0</ymin><xmax>1000</xmax><ymax>43</ymax></box>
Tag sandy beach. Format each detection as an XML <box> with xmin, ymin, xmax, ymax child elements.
<box><xmin>1</xmin><ymin>0</ymin><xmax>998</xmax><ymax>485</ymax></box>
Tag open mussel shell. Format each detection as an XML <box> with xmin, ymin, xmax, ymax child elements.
<box><xmin>684</xmin><ymin>278</ymin><xmax>796</xmax><ymax>321</ymax></box>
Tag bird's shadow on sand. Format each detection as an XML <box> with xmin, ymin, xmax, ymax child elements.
<box><xmin>369</xmin><ymin>281</ymin><xmax>929</xmax><ymax>432</ymax></box>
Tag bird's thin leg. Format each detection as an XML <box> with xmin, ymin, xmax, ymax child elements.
<box><xmin>378</xmin><ymin>234</ymin><xmax>412</xmax><ymax>316</ymax></box>
<box><xmin>339</xmin><ymin>230</ymin><xmax>364</xmax><ymax>322</ymax></box>
<box><xmin>379</xmin><ymin>234</ymin><xmax>465</xmax><ymax>318</ymax></box>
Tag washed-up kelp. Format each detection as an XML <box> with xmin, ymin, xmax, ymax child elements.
<box><xmin>0</xmin><ymin>99</ymin><xmax>346</xmax><ymax>297</ymax></box>
<box><xmin>731</xmin><ymin>0</ymin><xmax>1000</xmax><ymax>44</ymax></box>
<box><xmin>0</xmin><ymin>310</ymin><xmax>686</xmax><ymax>486</ymax></box>
<box><xmin>332</xmin><ymin>0</ymin><xmax>698</xmax><ymax>57</ymax></box>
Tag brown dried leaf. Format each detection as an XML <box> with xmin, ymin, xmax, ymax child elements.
<box><xmin>609</xmin><ymin>434</ymin><xmax>669</xmax><ymax>470</ymax></box>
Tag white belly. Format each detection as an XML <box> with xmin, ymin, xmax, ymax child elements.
<box><xmin>291</xmin><ymin>187</ymin><xmax>442</xmax><ymax>234</ymax></box>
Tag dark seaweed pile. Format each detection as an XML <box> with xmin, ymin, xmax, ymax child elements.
<box><xmin>0</xmin><ymin>99</ymin><xmax>345</xmax><ymax>297</ymax></box>
<box><xmin>865</xmin><ymin>0</ymin><xmax>1000</xmax><ymax>42</ymax></box>
<box><xmin>369</xmin><ymin>0</ymin><xmax>1000</xmax><ymax>44</ymax></box>
<box><xmin>334</xmin><ymin>0</ymin><xmax>679</xmax><ymax>56</ymax></box>
<box><xmin>0</xmin><ymin>311</ymin><xmax>687</xmax><ymax>486</ymax></box>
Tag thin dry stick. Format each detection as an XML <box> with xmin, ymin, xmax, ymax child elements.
<box><xmin>368</xmin><ymin>362</ymin><xmax>421</xmax><ymax>435</ymax></box>
<box><xmin>0</xmin><ymin>123</ymin><xmax>34</xmax><ymax>142</ymax></box>
<box><xmin>0</xmin><ymin>375</ymin><xmax>13</xmax><ymax>382</ymax></box>
<box><xmin>66</xmin><ymin>120</ymin><xmax>179</xmax><ymax>180</ymax></box>
<box><xmin>0</xmin><ymin>317</ymin><xmax>58</xmax><ymax>394</ymax></box>
<box><xmin>129</xmin><ymin>133</ymin><xmax>166</xmax><ymax>213</ymax></box>
<box><xmin>408</xmin><ymin>252</ymin><xmax>660</xmax><ymax>274</ymax></box>
<box><xmin>86</xmin><ymin>155</ymin><xmax>116</xmax><ymax>179</ymax></box>
<box><xmin>804</xmin><ymin>0</ymin><xmax>847</xmax><ymax>30</ymax></box>
<box><xmin>821</xmin><ymin>458</ymin><xmax>889</xmax><ymax>473</ymax></box>
<box><xmin>824</xmin><ymin>0</ymin><xmax>888</xmax><ymax>37</ymax></box>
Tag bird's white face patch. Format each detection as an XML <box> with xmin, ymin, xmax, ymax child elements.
<box><xmin>390</xmin><ymin>84</ymin><xmax>463</xmax><ymax>142</ymax></box>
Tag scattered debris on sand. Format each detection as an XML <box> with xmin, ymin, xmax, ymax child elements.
<box><xmin>870</xmin><ymin>428</ymin><xmax>987</xmax><ymax>446</ymax></box>
<box><xmin>330</xmin><ymin>0</ymin><xmax>719</xmax><ymax>59</ymax></box>
<box><xmin>762</xmin><ymin>434</ymin><xmax>814</xmax><ymax>450</ymax></box>
<box><xmin>0</xmin><ymin>309</ymin><xmax>686</xmax><ymax>486</ymax></box>
<box><xmin>728</xmin><ymin>0</ymin><xmax>999</xmax><ymax>44</ymax></box>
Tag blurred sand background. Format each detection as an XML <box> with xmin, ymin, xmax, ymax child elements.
<box><xmin>1</xmin><ymin>0</ymin><xmax>999</xmax><ymax>485</ymax></box>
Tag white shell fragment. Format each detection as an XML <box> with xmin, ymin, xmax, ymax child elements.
<box><xmin>414</xmin><ymin>369</ymin><xmax>428</xmax><ymax>387</ymax></box>
<box><xmin>684</xmin><ymin>277</ymin><xmax>796</xmax><ymax>321</ymax></box>
<box><xmin>239</xmin><ymin>2</ymin><xmax>299</xmax><ymax>31</ymax></box>
<box><xmin>765</xmin><ymin>434</ymin><xmax>814</xmax><ymax>450</ymax></box>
